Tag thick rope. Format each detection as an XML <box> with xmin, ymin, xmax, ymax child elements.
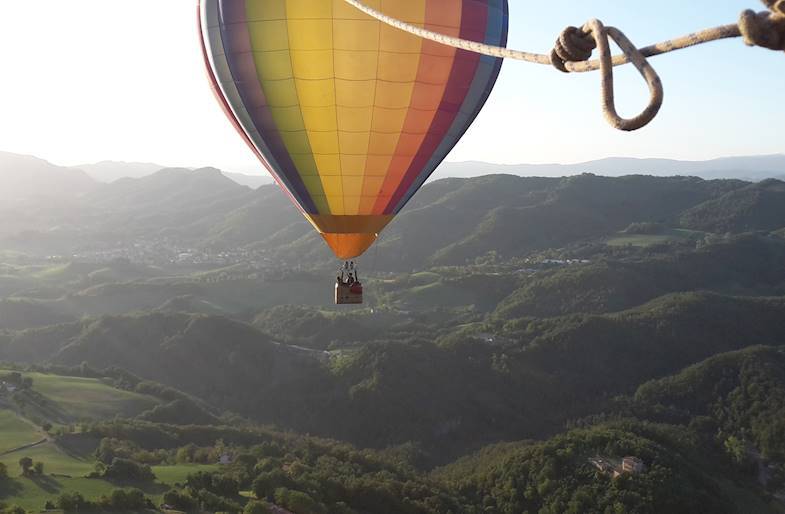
<box><xmin>583</xmin><ymin>20</ymin><xmax>664</xmax><ymax>131</ymax></box>
<box><xmin>342</xmin><ymin>0</ymin><xmax>784</xmax><ymax>131</ymax></box>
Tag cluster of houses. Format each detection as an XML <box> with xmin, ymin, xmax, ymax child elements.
<box><xmin>0</xmin><ymin>381</ymin><xmax>18</xmax><ymax>395</ymax></box>
<box><xmin>589</xmin><ymin>455</ymin><xmax>646</xmax><ymax>478</ymax></box>
<box><xmin>45</xmin><ymin>240</ymin><xmax>275</xmax><ymax>268</ymax></box>
<box><xmin>515</xmin><ymin>257</ymin><xmax>592</xmax><ymax>274</ymax></box>
<box><xmin>540</xmin><ymin>258</ymin><xmax>591</xmax><ymax>265</ymax></box>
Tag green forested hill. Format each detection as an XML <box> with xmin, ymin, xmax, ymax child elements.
<box><xmin>419</xmin><ymin>174</ymin><xmax>743</xmax><ymax>266</ymax></box>
<box><xmin>40</xmin><ymin>314</ymin><xmax>324</xmax><ymax>418</ymax></box>
<box><xmin>681</xmin><ymin>179</ymin><xmax>785</xmax><ymax>233</ymax></box>
<box><xmin>4</xmin><ymin>168</ymin><xmax>785</xmax><ymax>512</ymax></box>
<box><xmin>630</xmin><ymin>345</ymin><xmax>785</xmax><ymax>461</ymax></box>
<box><xmin>4</xmin><ymin>291</ymin><xmax>785</xmax><ymax>460</ymax></box>
<box><xmin>494</xmin><ymin>233</ymin><xmax>785</xmax><ymax>318</ymax></box>
<box><xmin>435</xmin><ymin>421</ymin><xmax>755</xmax><ymax>514</ymax></box>
<box><xmin>0</xmin><ymin>170</ymin><xmax>765</xmax><ymax>270</ymax></box>
<box><xmin>433</xmin><ymin>344</ymin><xmax>785</xmax><ymax>514</ymax></box>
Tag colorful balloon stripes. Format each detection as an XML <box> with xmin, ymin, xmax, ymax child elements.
<box><xmin>199</xmin><ymin>0</ymin><xmax>508</xmax><ymax>259</ymax></box>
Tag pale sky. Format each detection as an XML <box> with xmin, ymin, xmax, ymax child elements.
<box><xmin>0</xmin><ymin>0</ymin><xmax>781</xmax><ymax>176</ymax></box>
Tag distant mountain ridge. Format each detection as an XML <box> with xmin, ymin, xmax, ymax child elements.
<box><xmin>0</xmin><ymin>151</ymin><xmax>96</xmax><ymax>207</ymax></box>
<box><xmin>4</xmin><ymin>150</ymin><xmax>785</xmax><ymax>270</ymax></box>
<box><xmin>437</xmin><ymin>154</ymin><xmax>785</xmax><ymax>181</ymax></box>
<box><xmin>74</xmin><ymin>160</ymin><xmax>163</xmax><ymax>182</ymax></box>
<box><xmin>70</xmin><ymin>154</ymin><xmax>785</xmax><ymax>184</ymax></box>
<box><xmin>71</xmin><ymin>158</ymin><xmax>272</xmax><ymax>188</ymax></box>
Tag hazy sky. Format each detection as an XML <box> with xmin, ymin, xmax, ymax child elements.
<box><xmin>0</xmin><ymin>0</ymin><xmax>781</xmax><ymax>175</ymax></box>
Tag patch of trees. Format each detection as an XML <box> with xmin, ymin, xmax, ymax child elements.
<box><xmin>93</xmin><ymin>457</ymin><xmax>155</xmax><ymax>483</ymax></box>
<box><xmin>91</xmin><ymin>434</ymin><xmax>239</xmax><ymax>466</ymax></box>
<box><xmin>162</xmin><ymin>439</ymin><xmax>466</xmax><ymax>514</ymax></box>
<box><xmin>95</xmin><ymin>437</ymin><xmax>170</xmax><ymax>466</ymax></box>
<box><xmin>17</xmin><ymin>457</ymin><xmax>43</xmax><ymax>477</ymax></box>
<box><xmin>52</xmin><ymin>488</ymin><xmax>153</xmax><ymax>512</ymax></box>
<box><xmin>436</xmin><ymin>420</ymin><xmax>736</xmax><ymax>514</ymax></box>
<box><xmin>0</xmin><ymin>371</ymin><xmax>32</xmax><ymax>389</ymax></box>
<box><xmin>118</xmin><ymin>418</ymin><xmax>767</xmax><ymax>514</ymax></box>
<box><xmin>137</xmin><ymin>398</ymin><xmax>219</xmax><ymax>426</ymax></box>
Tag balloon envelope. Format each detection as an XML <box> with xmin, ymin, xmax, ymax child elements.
<box><xmin>199</xmin><ymin>0</ymin><xmax>508</xmax><ymax>259</ymax></box>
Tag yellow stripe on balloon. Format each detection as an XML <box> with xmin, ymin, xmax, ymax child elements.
<box><xmin>284</xmin><ymin>0</ymin><xmax>344</xmax><ymax>214</ymax></box>
<box><xmin>358</xmin><ymin>0</ymin><xmax>426</xmax><ymax>214</ymax></box>
<box><xmin>332</xmin><ymin>1</ymin><xmax>380</xmax><ymax>215</ymax></box>
<box><xmin>246</xmin><ymin>0</ymin><xmax>328</xmax><ymax>212</ymax></box>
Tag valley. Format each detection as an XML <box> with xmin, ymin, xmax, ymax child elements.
<box><xmin>2</xmin><ymin>153</ymin><xmax>785</xmax><ymax>512</ymax></box>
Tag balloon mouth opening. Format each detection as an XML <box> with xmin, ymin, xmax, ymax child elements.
<box><xmin>321</xmin><ymin>233</ymin><xmax>379</xmax><ymax>260</ymax></box>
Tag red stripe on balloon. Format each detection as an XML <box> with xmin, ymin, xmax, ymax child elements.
<box><xmin>383</xmin><ymin>2</ymin><xmax>487</xmax><ymax>213</ymax></box>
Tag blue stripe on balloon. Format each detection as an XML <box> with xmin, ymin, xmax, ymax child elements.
<box><xmin>215</xmin><ymin>0</ymin><xmax>317</xmax><ymax>213</ymax></box>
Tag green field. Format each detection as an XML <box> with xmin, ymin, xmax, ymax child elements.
<box><xmin>0</xmin><ymin>370</ymin><xmax>178</xmax><ymax>509</ymax></box>
<box><xmin>0</xmin><ymin>370</ymin><xmax>161</xmax><ymax>422</ymax></box>
<box><xmin>606</xmin><ymin>228</ymin><xmax>705</xmax><ymax>247</ymax></box>
<box><xmin>0</xmin><ymin>439</ymin><xmax>109</xmax><ymax>510</ymax></box>
<box><xmin>0</xmin><ymin>410</ymin><xmax>41</xmax><ymax>453</ymax></box>
<box><xmin>7</xmin><ymin>371</ymin><xmax>161</xmax><ymax>421</ymax></box>
<box><xmin>0</xmin><ymin>438</ymin><xmax>217</xmax><ymax>511</ymax></box>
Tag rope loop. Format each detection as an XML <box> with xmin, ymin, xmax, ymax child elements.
<box><xmin>551</xmin><ymin>19</ymin><xmax>664</xmax><ymax>131</ymax></box>
<box><xmin>739</xmin><ymin>1</ymin><xmax>785</xmax><ymax>51</ymax></box>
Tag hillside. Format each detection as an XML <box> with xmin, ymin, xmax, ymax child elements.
<box><xmin>282</xmin><ymin>173</ymin><xmax>745</xmax><ymax>270</ymax></box>
<box><xmin>4</xmin><ymin>152</ymin><xmax>785</xmax><ymax>272</ymax></box>
<box><xmin>4</xmin><ymin>351</ymin><xmax>783</xmax><ymax>514</ymax></box>
<box><xmin>494</xmin><ymin>233</ymin><xmax>785</xmax><ymax>318</ymax></box>
<box><xmin>4</xmin><ymin>156</ymin><xmax>785</xmax><ymax>512</ymax></box>
<box><xmin>434</xmin><ymin>420</ymin><xmax>771</xmax><ymax>514</ymax></box>
<box><xmin>1</xmin><ymin>162</ymin><xmax>769</xmax><ymax>269</ymax></box>
<box><xmin>0</xmin><ymin>368</ymin><xmax>221</xmax><ymax>511</ymax></box>
<box><xmin>680</xmin><ymin>179</ymin><xmax>785</xmax><ymax>233</ymax></box>
<box><xmin>3</xmin><ymin>291</ymin><xmax>785</xmax><ymax>460</ymax></box>
<box><xmin>630</xmin><ymin>345</ymin><xmax>785</xmax><ymax>462</ymax></box>
<box><xmin>434</xmin><ymin>345</ymin><xmax>785</xmax><ymax>514</ymax></box>
<box><xmin>1</xmin><ymin>313</ymin><xmax>326</xmax><ymax>420</ymax></box>
<box><xmin>0</xmin><ymin>369</ymin><xmax>161</xmax><ymax>425</ymax></box>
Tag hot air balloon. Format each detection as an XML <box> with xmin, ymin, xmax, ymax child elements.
<box><xmin>199</xmin><ymin>0</ymin><xmax>508</xmax><ymax>302</ymax></box>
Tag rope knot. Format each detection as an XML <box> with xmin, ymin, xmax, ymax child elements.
<box><xmin>739</xmin><ymin>0</ymin><xmax>785</xmax><ymax>51</ymax></box>
<box><xmin>550</xmin><ymin>25</ymin><xmax>597</xmax><ymax>72</ymax></box>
